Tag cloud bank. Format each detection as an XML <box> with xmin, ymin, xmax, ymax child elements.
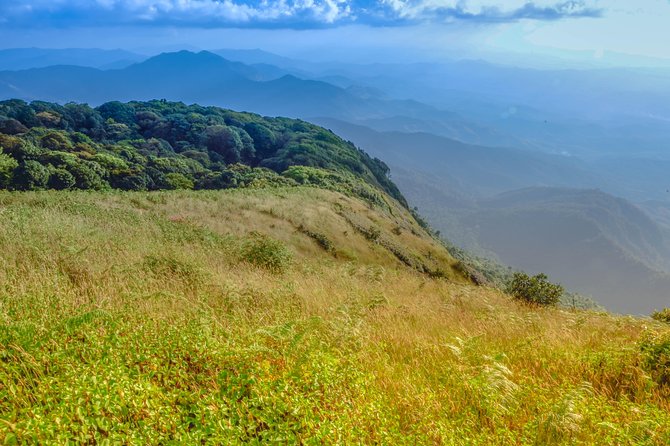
<box><xmin>1</xmin><ymin>1</ymin><xmax>603</xmax><ymax>28</ymax></box>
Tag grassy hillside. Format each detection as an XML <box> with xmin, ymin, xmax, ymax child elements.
<box><xmin>1</xmin><ymin>188</ymin><xmax>669</xmax><ymax>444</ymax></box>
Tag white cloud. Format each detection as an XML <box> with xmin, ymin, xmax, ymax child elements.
<box><xmin>0</xmin><ymin>0</ymin><xmax>605</xmax><ymax>28</ymax></box>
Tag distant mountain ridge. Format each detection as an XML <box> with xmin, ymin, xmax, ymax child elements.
<box><xmin>460</xmin><ymin>187</ymin><xmax>670</xmax><ymax>314</ymax></box>
<box><xmin>312</xmin><ymin>119</ymin><xmax>670</xmax><ymax>313</ymax></box>
<box><xmin>0</xmin><ymin>50</ymin><xmax>517</xmax><ymax>148</ymax></box>
<box><xmin>0</xmin><ymin>48</ymin><xmax>145</xmax><ymax>70</ymax></box>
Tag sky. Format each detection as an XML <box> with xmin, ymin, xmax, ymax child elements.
<box><xmin>1</xmin><ymin>0</ymin><xmax>670</xmax><ymax>67</ymax></box>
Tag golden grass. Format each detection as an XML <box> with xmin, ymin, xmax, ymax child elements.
<box><xmin>0</xmin><ymin>188</ymin><xmax>668</xmax><ymax>444</ymax></box>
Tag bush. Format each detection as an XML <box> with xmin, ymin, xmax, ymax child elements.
<box><xmin>164</xmin><ymin>172</ymin><xmax>194</xmax><ymax>190</ymax></box>
<box><xmin>0</xmin><ymin>153</ymin><xmax>18</xmax><ymax>188</ymax></box>
<box><xmin>651</xmin><ymin>308</ymin><xmax>670</xmax><ymax>324</ymax></box>
<box><xmin>506</xmin><ymin>272</ymin><xmax>563</xmax><ymax>306</ymax></box>
<box><xmin>297</xmin><ymin>224</ymin><xmax>335</xmax><ymax>254</ymax></box>
<box><xmin>48</xmin><ymin>168</ymin><xmax>76</xmax><ymax>190</ymax></box>
<box><xmin>13</xmin><ymin>160</ymin><xmax>50</xmax><ymax>190</ymax></box>
<box><xmin>241</xmin><ymin>233</ymin><xmax>293</xmax><ymax>273</ymax></box>
<box><xmin>639</xmin><ymin>331</ymin><xmax>670</xmax><ymax>387</ymax></box>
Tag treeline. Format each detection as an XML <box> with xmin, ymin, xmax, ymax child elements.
<box><xmin>0</xmin><ymin>99</ymin><xmax>405</xmax><ymax>206</ymax></box>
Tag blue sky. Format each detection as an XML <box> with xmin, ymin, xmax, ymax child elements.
<box><xmin>2</xmin><ymin>1</ymin><xmax>670</xmax><ymax>67</ymax></box>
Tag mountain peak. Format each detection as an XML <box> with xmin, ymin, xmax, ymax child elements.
<box><xmin>135</xmin><ymin>50</ymin><xmax>229</xmax><ymax>66</ymax></box>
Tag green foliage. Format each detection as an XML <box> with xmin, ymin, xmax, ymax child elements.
<box><xmin>164</xmin><ymin>172</ymin><xmax>194</xmax><ymax>190</ymax></box>
<box><xmin>0</xmin><ymin>153</ymin><xmax>18</xmax><ymax>188</ymax></box>
<box><xmin>47</xmin><ymin>167</ymin><xmax>76</xmax><ymax>190</ymax></box>
<box><xmin>652</xmin><ymin>308</ymin><xmax>670</xmax><ymax>324</ymax></box>
<box><xmin>506</xmin><ymin>271</ymin><xmax>564</xmax><ymax>306</ymax></box>
<box><xmin>639</xmin><ymin>331</ymin><xmax>670</xmax><ymax>387</ymax></box>
<box><xmin>298</xmin><ymin>224</ymin><xmax>335</xmax><ymax>254</ymax></box>
<box><xmin>13</xmin><ymin>160</ymin><xmax>50</xmax><ymax>190</ymax></box>
<box><xmin>241</xmin><ymin>232</ymin><xmax>293</xmax><ymax>273</ymax></box>
<box><xmin>0</xmin><ymin>100</ymin><xmax>405</xmax><ymax>206</ymax></box>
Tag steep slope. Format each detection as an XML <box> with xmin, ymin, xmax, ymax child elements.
<box><xmin>460</xmin><ymin>188</ymin><xmax>670</xmax><ymax>314</ymax></box>
<box><xmin>311</xmin><ymin>120</ymin><xmax>670</xmax><ymax>313</ymax></box>
<box><xmin>1</xmin><ymin>188</ymin><xmax>669</xmax><ymax>444</ymax></box>
<box><xmin>313</xmin><ymin>118</ymin><xmax>600</xmax><ymax>196</ymax></box>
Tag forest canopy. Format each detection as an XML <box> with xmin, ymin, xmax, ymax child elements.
<box><xmin>0</xmin><ymin>99</ymin><xmax>405</xmax><ymax>206</ymax></box>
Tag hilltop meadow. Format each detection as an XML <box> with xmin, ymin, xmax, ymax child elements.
<box><xmin>1</xmin><ymin>188</ymin><xmax>669</xmax><ymax>445</ymax></box>
<box><xmin>0</xmin><ymin>99</ymin><xmax>669</xmax><ymax>444</ymax></box>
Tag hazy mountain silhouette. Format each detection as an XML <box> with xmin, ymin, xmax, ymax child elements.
<box><xmin>461</xmin><ymin>188</ymin><xmax>670</xmax><ymax>314</ymax></box>
<box><xmin>0</xmin><ymin>50</ymin><xmax>516</xmax><ymax>146</ymax></box>
<box><xmin>0</xmin><ymin>48</ymin><xmax>145</xmax><ymax>70</ymax></box>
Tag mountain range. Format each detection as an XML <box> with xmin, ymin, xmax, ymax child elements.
<box><xmin>314</xmin><ymin>119</ymin><xmax>670</xmax><ymax>313</ymax></box>
<box><xmin>2</xmin><ymin>48</ymin><xmax>670</xmax><ymax>313</ymax></box>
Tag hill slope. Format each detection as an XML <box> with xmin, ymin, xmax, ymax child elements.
<box><xmin>0</xmin><ymin>99</ymin><xmax>404</xmax><ymax>206</ymax></box>
<box><xmin>313</xmin><ymin>119</ymin><xmax>670</xmax><ymax>314</ymax></box>
<box><xmin>313</xmin><ymin>118</ymin><xmax>599</xmax><ymax>198</ymax></box>
<box><xmin>460</xmin><ymin>188</ymin><xmax>670</xmax><ymax>314</ymax></box>
<box><xmin>1</xmin><ymin>188</ymin><xmax>669</xmax><ymax>444</ymax></box>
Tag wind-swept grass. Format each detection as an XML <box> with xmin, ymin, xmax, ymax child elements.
<box><xmin>1</xmin><ymin>189</ymin><xmax>669</xmax><ymax>444</ymax></box>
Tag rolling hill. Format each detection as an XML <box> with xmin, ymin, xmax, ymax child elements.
<box><xmin>0</xmin><ymin>47</ymin><xmax>145</xmax><ymax>70</ymax></box>
<box><xmin>313</xmin><ymin>118</ymin><xmax>600</xmax><ymax>197</ymax></box>
<box><xmin>2</xmin><ymin>187</ymin><xmax>669</xmax><ymax>444</ymax></box>
<box><xmin>457</xmin><ymin>188</ymin><xmax>670</xmax><ymax>314</ymax></box>
<box><xmin>1</xmin><ymin>97</ymin><xmax>669</xmax><ymax>443</ymax></box>
<box><xmin>313</xmin><ymin>119</ymin><xmax>670</xmax><ymax>313</ymax></box>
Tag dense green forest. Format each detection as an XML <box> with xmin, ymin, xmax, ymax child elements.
<box><xmin>0</xmin><ymin>99</ymin><xmax>405</xmax><ymax>206</ymax></box>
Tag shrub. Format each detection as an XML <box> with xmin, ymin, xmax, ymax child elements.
<box><xmin>0</xmin><ymin>153</ymin><xmax>18</xmax><ymax>188</ymax></box>
<box><xmin>651</xmin><ymin>308</ymin><xmax>670</xmax><ymax>324</ymax></box>
<box><xmin>297</xmin><ymin>224</ymin><xmax>335</xmax><ymax>254</ymax></box>
<box><xmin>639</xmin><ymin>331</ymin><xmax>670</xmax><ymax>387</ymax></box>
<box><xmin>506</xmin><ymin>272</ymin><xmax>563</xmax><ymax>306</ymax></box>
<box><xmin>164</xmin><ymin>172</ymin><xmax>194</xmax><ymax>190</ymax></box>
<box><xmin>48</xmin><ymin>168</ymin><xmax>76</xmax><ymax>190</ymax></box>
<box><xmin>13</xmin><ymin>160</ymin><xmax>50</xmax><ymax>190</ymax></box>
<box><xmin>241</xmin><ymin>232</ymin><xmax>293</xmax><ymax>273</ymax></box>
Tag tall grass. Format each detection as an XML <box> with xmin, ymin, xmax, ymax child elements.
<box><xmin>0</xmin><ymin>189</ymin><xmax>668</xmax><ymax>444</ymax></box>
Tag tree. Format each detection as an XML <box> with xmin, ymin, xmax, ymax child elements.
<box><xmin>203</xmin><ymin>125</ymin><xmax>242</xmax><ymax>164</ymax></box>
<box><xmin>68</xmin><ymin>160</ymin><xmax>108</xmax><ymax>190</ymax></box>
<box><xmin>0</xmin><ymin>99</ymin><xmax>38</xmax><ymax>127</ymax></box>
<box><xmin>506</xmin><ymin>272</ymin><xmax>563</xmax><ymax>306</ymax></box>
<box><xmin>13</xmin><ymin>160</ymin><xmax>50</xmax><ymax>190</ymax></box>
<box><xmin>48</xmin><ymin>168</ymin><xmax>76</xmax><ymax>190</ymax></box>
<box><xmin>244</xmin><ymin>122</ymin><xmax>277</xmax><ymax>160</ymax></box>
<box><xmin>0</xmin><ymin>153</ymin><xmax>18</xmax><ymax>188</ymax></box>
<box><xmin>63</xmin><ymin>103</ymin><xmax>105</xmax><ymax>138</ymax></box>
<box><xmin>164</xmin><ymin>172</ymin><xmax>194</xmax><ymax>190</ymax></box>
<box><xmin>97</xmin><ymin>101</ymin><xmax>137</xmax><ymax>127</ymax></box>
<box><xmin>0</xmin><ymin>118</ymin><xmax>28</xmax><ymax>135</ymax></box>
<box><xmin>40</xmin><ymin>131</ymin><xmax>73</xmax><ymax>151</ymax></box>
<box><xmin>236</xmin><ymin>128</ymin><xmax>256</xmax><ymax>163</ymax></box>
<box><xmin>0</xmin><ymin>136</ymin><xmax>41</xmax><ymax>161</ymax></box>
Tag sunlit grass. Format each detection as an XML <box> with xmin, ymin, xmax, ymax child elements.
<box><xmin>1</xmin><ymin>189</ymin><xmax>668</xmax><ymax>444</ymax></box>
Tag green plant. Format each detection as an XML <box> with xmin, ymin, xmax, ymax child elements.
<box><xmin>241</xmin><ymin>232</ymin><xmax>293</xmax><ymax>273</ymax></box>
<box><xmin>652</xmin><ymin>308</ymin><xmax>670</xmax><ymax>324</ymax></box>
<box><xmin>639</xmin><ymin>331</ymin><xmax>670</xmax><ymax>387</ymax></box>
<box><xmin>506</xmin><ymin>271</ymin><xmax>563</xmax><ymax>306</ymax></box>
<box><xmin>297</xmin><ymin>224</ymin><xmax>335</xmax><ymax>254</ymax></box>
